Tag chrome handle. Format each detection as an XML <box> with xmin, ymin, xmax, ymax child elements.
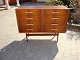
<box><xmin>52</xmin><ymin>18</ymin><xmax>59</xmax><ymax>20</ymax></box>
<box><xmin>51</xmin><ymin>24</ymin><xmax>58</xmax><ymax>25</ymax></box>
<box><xmin>25</xmin><ymin>12</ymin><xmax>33</xmax><ymax>13</ymax></box>
<box><xmin>26</xmin><ymin>18</ymin><xmax>33</xmax><ymax>19</ymax></box>
<box><xmin>52</xmin><ymin>12</ymin><xmax>60</xmax><ymax>14</ymax></box>
<box><xmin>26</xmin><ymin>24</ymin><xmax>33</xmax><ymax>25</ymax></box>
<box><xmin>51</xmin><ymin>29</ymin><xmax>58</xmax><ymax>30</ymax></box>
<box><xmin>27</xmin><ymin>29</ymin><xmax>34</xmax><ymax>30</ymax></box>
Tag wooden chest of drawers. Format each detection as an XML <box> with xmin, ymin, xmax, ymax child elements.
<box><xmin>15</xmin><ymin>6</ymin><xmax>69</xmax><ymax>42</ymax></box>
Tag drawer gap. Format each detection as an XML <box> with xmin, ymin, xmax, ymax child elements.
<box><xmin>51</xmin><ymin>28</ymin><xmax>58</xmax><ymax>31</ymax></box>
<box><xmin>27</xmin><ymin>29</ymin><xmax>34</xmax><ymax>30</ymax></box>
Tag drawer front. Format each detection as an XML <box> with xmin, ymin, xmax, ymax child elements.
<box><xmin>17</xmin><ymin>16</ymin><xmax>42</xmax><ymax>22</ymax></box>
<box><xmin>43</xmin><ymin>9</ymin><xmax>69</xmax><ymax>16</ymax></box>
<box><xmin>43</xmin><ymin>16</ymin><xmax>68</xmax><ymax>22</ymax></box>
<box><xmin>16</xmin><ymin>9</ymin><xmax>42</xmax><ymax>22</ymax></box>
<box><xmin>18</xmin><ymin>22</ymin><xmax>41</xmax><ymax>32</ymax></box>
<box><xmin>43</xmin><ymin>27</ymin><xmax>66</xmax><ymax>33</ymax></box>
<box><xmin>43</xmin><ymin>21</ymin><xmax>67</xmax><ymax>33</ymax></box>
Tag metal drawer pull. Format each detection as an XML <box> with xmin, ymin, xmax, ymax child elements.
<box><xmin>52</xmin><ymin>18</ymin><xmax>59</xmax><ymax>20</ymax></box>
<box><xmin>52</xmin><ymin>12</ymin><xmax>60</xmax><ymax>14</ymax></box>
<box><xmin>51</xmin><ymin>24</ymin><xmax>58</xmax><ymax>25</ymax></box>
<box><xmin>27</xmin><ymin>29</ymin><xmax>34</xmax><ymax>30</ymax></box>
<box><xmin>51</xmin><ymin>29</ymin><xmax>58</xmax><ymax>30</ymax></box>
<box><xmin>26</xmin><ymin>18</ymin><xmax>33</xmax><ymax>19</ymax></box>
<box><xmin>25</xmin><ymin>12</ymin><xmax>33</xmax><ymax>13</ymax></box>
<box><xmin>26</xmin><ymin>24</ymin><xmax>33</xmax><ymax>25</ymax></box>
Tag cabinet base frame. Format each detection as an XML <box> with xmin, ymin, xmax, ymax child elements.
<box><xmin>26</xmin><ymin>33</ymin><xmax>59</xmax><ymax>42</ymax></box>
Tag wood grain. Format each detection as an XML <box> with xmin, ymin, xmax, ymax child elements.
<box><xmin>15</xmin><ymin>6</ymin><xmax>69</xmax><ymax>33</ymax></box>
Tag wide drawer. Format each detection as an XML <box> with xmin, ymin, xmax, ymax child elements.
<box><xmin>17</xmin><ymin>16</ymin><xmax>42</xmax><ymax>22</ymax></box>
<box><xmin>43</xmin><ymin>27</ymin><xmax>66</xmax><ymax>33</ymax></box>
<box><xmin>43</xmin><ymin>16</ymin><xmax>68</xmax><ymax>22</ymax></box>
<box><xmin>16</xmin><ymin>9</ymin><xmax>42</xmax><ymax>22</ymax></box>
<box><xmin>16</xmin><ymin>9</ymin><xmax>42</xmax><ymax>16</ymax></box>
<box><xmin>43</xmin><ymin>21</ymin><xmax>67</xmax><ymax>33</ymax></box>
<box><xmin>43</xmin><ymin>21</ymin><xmax>67</xmax><ymax>27</ymax></box>
<box><xmin>18</xmin><ymin>22</ymin><xmax>41</xmax><ymax>32</ymax></box>
<box><xmin>43</xmin><ymin>9</ymin><xmax>69</xmax><ymax>16</ymax></box>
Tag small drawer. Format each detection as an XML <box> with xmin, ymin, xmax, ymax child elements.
<box><xmin>18</xmin><ymin>22</ymin><xmax>41</xmax><ymax>32</ymax></box>
<box><xmin>43</xmin><ymin>9</ymin><xmax>69</xmax><ymax>16</ymax></box>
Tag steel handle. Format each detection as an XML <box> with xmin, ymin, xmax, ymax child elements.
<box><xmin>25</xmin><ymin>12</ymin><xmax>33</xmax><ymax>13</ymax></box>
<box><xmin>52</xmin><ymin>12</ymin><xmax>60</xmax><ymax>14</ymax></box>
<box><xmin>26</xmin><ymin>24</ymin><xmax>33</xmax><ymax>25</ymax></box>
<box><xmin>26</xmin><ymin>18</ymin><xmax>33</xmax><ymax>19</ymax></box>
<box><xmin>52</xmin><ymin>18</ymin><xmax>59</xmax><ymax>20</ymax></box>
<box><xmin>51</xmin><ymin>24</ymin><xmax>58</xmax><ymax>25</ymax></box>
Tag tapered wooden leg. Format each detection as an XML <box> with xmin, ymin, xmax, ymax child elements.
<box><xmin>57</xmin><ymin>34</ymin><xmax>59</xmax><ymax>42</ymax></box>
<box><xmin>26</xmin><ymin>33</ymin><xmax>28</xmax><ymax>42</ymax></box>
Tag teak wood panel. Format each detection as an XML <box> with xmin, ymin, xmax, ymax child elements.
<box><xmin>18</xmin><ymin>22</ymin><xmax>42</xmax><ymax>32</ymax></box>
<box><xmin>43</xmin><ymin>16</ymin><xmax>68</xmax><ymax>22</ymax></box>
<box><xmin>43</xmin><ymin>27</ymin><xmax>66</xmax><ymax>33</ymax></box>
<box><xmin>43</xmin><ymin>21</ymin><xmax>67</xmax><ymax>33</ymax></box>
<box><xmin>16</xmin><ymin>9</ymin><xmax>42</xmax><ymax>22</ymax></box>
<box><xmin>43</xmin><ymin>9</ymin><xmax>69</xmax><ymax>16</ymax></box>
<box><xmin>15</xmin><ymin>6</ymin><xmax>69</xmax><ymax>33</ymax></box>
<box><xmin>43</xmin><ymin>21</ymin><xmax>67</xmax><ymax>28</ymax></box>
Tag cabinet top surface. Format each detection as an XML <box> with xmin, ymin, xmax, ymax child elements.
<box><xmin>16</xmin><ymin>6</ymin><xmax>69</xmax><ymax>10</ymax></box>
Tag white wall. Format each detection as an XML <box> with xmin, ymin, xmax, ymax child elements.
<box><xmin>0</xmin><ymin>0</ymin><xmax>3</xmax><ymax>5</ymax></box>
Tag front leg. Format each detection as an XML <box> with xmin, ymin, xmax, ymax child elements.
<box><xmin>26</xmin><ymin>33</ymin><xmax>28</xmax><ymax>42</ymax></box>
<box><xmin>57</xmin><ymin>33</ymin><xmax>59</xmax><ymax>42</ymax></box>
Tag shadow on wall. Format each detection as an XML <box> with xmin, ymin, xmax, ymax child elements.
<box><xmin>66</xmin><ymin>24</ymin><xmax>80</xmax><ymax>40</ymax></box>
<box><xmin>0</xmin><ymin>39</ymin><xmax>58</xmax><ymax>60</ymax></box>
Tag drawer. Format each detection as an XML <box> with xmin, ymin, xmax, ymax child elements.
<box><xmin>16</xmin><ymin>9</ymin><xmax>42</xmax><ymax>16</ymax></box>
<box><xmin>16</xmin><ymin>9</ymin><xmax>42</xmax><ymax>22</ymax></box>
<box><xmin>43</xmin><ymin>27</ymin><xmax>66</xmax><ymax>33</ymax></box>
<box><xmin>43</xmin><ymin>9</ymin><xmax>69</xmax><ymax>16</ymax></box>
<box><xmin>43</xmin><ymin>21</ymin><xmax>67</xmax><ymax>28</ymax></box>
<box><xmin>17</xmin><ymin>16</ymin><xmax>42</xmax><ymax>22</ymax></box>
<box><xmin>43</xmin><ymin>22</ymin><xmax>67</xmax><ymax>33</ymax></box>
<box><xmin>43</xmin><ymin>16</ymin><xmax>68</xmax><ymax>22</ymax></box>
<box><xmin>18</xmin><ymin>22</ymin><xmax>41</xmax><ymax>32</ymax></box>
